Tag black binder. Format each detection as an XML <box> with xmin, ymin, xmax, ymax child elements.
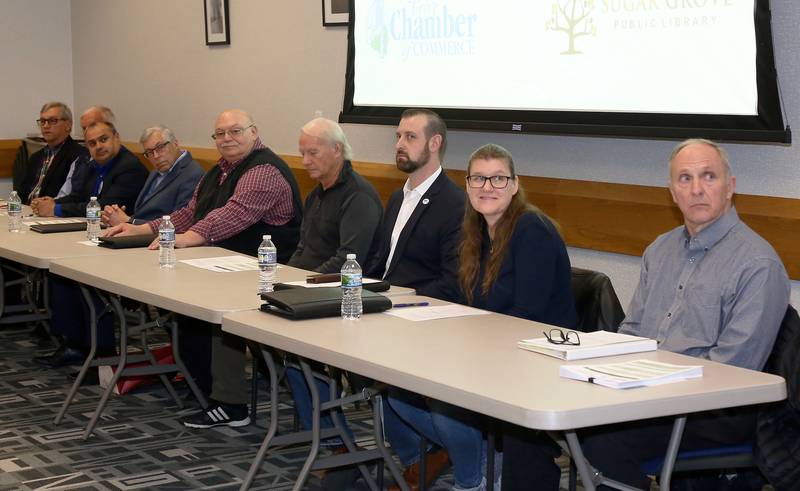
<box><xmin>274</xmin><ymin>280</ymin><xmax>390</xmax><ymax>293</ymax></box>
<box><xmin>260</xmin><ymin>287</ymin><xmax>392</xmax><ymax>320</ymax></box>
<box><xmin>29</xmin><ymin>222</ymin><xmax>87</xmax><ymax>233</ymax></box>
<box><xmin>97</xmin><ymin>234</ymin><xmax>158</xmax><ymax>249</ymax></box>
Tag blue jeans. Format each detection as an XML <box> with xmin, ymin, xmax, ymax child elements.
<box><xmin>285</xmin><ymin>366</ymin><xmax>354</xmax><ymax>446</ymax></box>
<box><xmin>388</xmin><ymin>387</ymin><xmax>487</xmax><ymax>489</ymax></box>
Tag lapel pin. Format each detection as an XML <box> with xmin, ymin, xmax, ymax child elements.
<box><xmin>422</xmin><ymin>198</ymin><xmax>430</xmax><ymax>205</ymax></box>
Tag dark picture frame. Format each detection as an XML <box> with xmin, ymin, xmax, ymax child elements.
<box><xmin>204</xmin><ymin>0</ymin><xmax>230</xmax><ymax>45</ymax></box>
<box><xmin>322</xmin><ymin>0</ymin><xmax>349</xmax><ymax>26</ymax></box>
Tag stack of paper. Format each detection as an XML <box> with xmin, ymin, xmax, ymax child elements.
<box><xmin>518</xmin><ymin>330</ymin><xmax>656</xmax><ymax>360</ymax></box>
<box><xmin>560</xmin><ymin>359</ymin><xmax>703</xmax><ymax>389</ymax></box>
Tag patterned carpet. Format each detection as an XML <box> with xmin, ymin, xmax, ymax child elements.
<box><xmin>0</xmin><ymin>323</ymin><xmax>464</xmax><ymax>491</ymax></box>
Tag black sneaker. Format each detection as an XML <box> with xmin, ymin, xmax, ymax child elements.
<box><xmin>182</xmin><ymin>402</ymin><xmax>250</xmax><ymax>428</ymax></box>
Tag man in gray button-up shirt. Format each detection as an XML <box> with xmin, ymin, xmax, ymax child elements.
<box><xmin>578</xmin><ymin>139</ymin><xmax>791</xmax><ymax>489</ymax></box>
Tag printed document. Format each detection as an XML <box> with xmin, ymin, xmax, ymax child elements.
<box><xmin>560</xmin><ymin>359</ymin><xmax>703</xmax><ymax>389</ymax></box>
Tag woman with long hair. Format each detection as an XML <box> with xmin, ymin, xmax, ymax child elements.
<box><xmin>389</xmin><ymin>144</ymin><xmax>577</xmax><ymax>490</ymax></box>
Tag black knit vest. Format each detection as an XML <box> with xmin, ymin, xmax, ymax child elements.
<box><xmin>193</xmin><ymin>148</ymin><xmax>302</xmax><ymax>260</ymax></box>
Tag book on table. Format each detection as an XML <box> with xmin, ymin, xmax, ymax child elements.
<box><xmin>517</xmin><ymin>330</ymin><xmax>657</xmax><ymax>360</ymax></box>
<box><xmin>559</xmin><ymin>359</ymin><xmax>703</xmax><ymax>389</ymax></box>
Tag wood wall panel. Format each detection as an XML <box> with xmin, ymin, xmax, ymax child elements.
<box><xmin>3</xmin><ymin>139</ymin><xmax>797</xmax><ymax>278</ymax></box>
<box><xmin>0</xmin><ymin>139</ymin><xmax>21</xmax><ymax>178</ymax></box>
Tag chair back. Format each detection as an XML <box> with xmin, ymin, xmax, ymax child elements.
<box><xmin>570</xmin><ymin>267</ymin><xmax>625</xmax><ymax>333</ymax></box>
<box><xmin>755</xmin><ymin>304</ymin><xmax>800</xmax><ymax>489</ymax></box>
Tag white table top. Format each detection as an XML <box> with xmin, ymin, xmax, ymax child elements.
<box><xmin>0</xmin><ymin>216</ymin><xmax>142</xmax><ymax>269</ymax></box>
<box><xmin>48</xmin><ymin>247</ymin><xmax>413</xmax><ymax>324</ymax></box>
<box><xmin>222</xmin><ymin>296</ymin><xmax>786</xmax><ymax>431</ymax></box>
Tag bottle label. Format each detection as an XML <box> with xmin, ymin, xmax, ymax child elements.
<box><xmin>341</xmin><ymin>273</ymin><xmax>362</xmax><ymax>288</ymax></box>
<box><xmin>86</xmin><ymin>209</ymin><xmax>100</xmax><ymax>219</ymax></box>
<box><xmin>7</xmin><ymin>202</ymin><xmax>21</xmax><ymax>213</ymax></box>
<box><xmin>258</xmin><ymin>251</ymin><xmax>277</xmax><ymax>265</ymax></box>
<box><xmin>160</xmin><ymin>230</ymin><xmax>175</xmax><ymax>242</ymax></box>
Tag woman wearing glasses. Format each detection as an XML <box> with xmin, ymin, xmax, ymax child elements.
<box><xmin>389</xmin><ymin>144</ymin><xmax>577</xmax><ymax>490</ymax></box>
<box><xmin>461</xmin><ymin>143</ymin><xmax>577</xmax><ymax>490</ymax></box>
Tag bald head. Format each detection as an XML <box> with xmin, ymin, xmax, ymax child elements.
<box><xmin>80</xmin><ymin>105</ymin><xmax>115</xmax><ymax>132</ymax></box>
<box><xmin>213</xmin><ymin>109</ymin><xmax>259</xmax><ymax>162</ymax></box>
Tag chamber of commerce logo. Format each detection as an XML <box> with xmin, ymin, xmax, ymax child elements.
<box><xmin>546</xmin><ymin>0</ymin><xmax>597</xmax><ymax>55</ymax></box>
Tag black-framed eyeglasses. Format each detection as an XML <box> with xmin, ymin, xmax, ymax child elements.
<box><xmin>543</xmin><ymin>328</ymin><xmax>581</xmax><ymax>346</ymax></box>
<box><xmin>466</xmin><ymin>175</ymin><xmax>512</xmax><ymax>189</ymax></box>
<box><xmin>211</xmin><ymin>123</ymin><xmax>255</xmax><ymax>140</ymax></box>
<box><xmin>36</xmin><ymin>117</ymin><xmax>66</xmax><ymax>127</ymax></box>
<box><xmin>143</xmin><ymin>140</ymin><xmax>172</xmax><ymax>159</ymax></box>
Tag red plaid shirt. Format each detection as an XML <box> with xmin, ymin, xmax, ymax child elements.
<box><xmin>148</xmin><ymin>138</ymin><xmax>293</xmax><ymax>244</ymax></box>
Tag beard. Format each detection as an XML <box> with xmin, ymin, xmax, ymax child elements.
<box><xmin>395</xmin><ymin>144</ymin><xmax>431</xmax><ymax>174</ymax></box>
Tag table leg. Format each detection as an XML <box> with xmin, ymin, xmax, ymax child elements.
<box><xmin>240</xmin><ymin>348</ymin><xmax>280</xmax><ymax>491</ymax></box>
<box><xmin>564</xmin><ymin>430</ymin><xmax>646</xmax><ymax>491</ymax></box>
<box><xmin>658</xmin><ymin>415</ymin><xmax>687</xmax><ymax>491</ymax></box>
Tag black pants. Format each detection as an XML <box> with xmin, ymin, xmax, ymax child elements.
<box><xmin>580</xmin><ymin>408</ymin><xmax>756</xmax><ymax>489</ymax></box>
<box><xmin>48</xmin><ymin>275</ymin><xmax>115</xmax><ymax>354</ymax></box>
<box><xmin>175</xmin><ymin>314</ymin><xmax>213</xmax><ymax>396</ymax></box>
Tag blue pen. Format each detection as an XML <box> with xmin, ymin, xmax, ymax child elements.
<box><xmin>393</xmin><ymin>302</ymin><xmax>430</xmax><ymax>308</ymax></box>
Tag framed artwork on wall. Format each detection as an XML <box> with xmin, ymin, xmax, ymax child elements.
<box><xmin>322</xmin><ymin>0</ymin><xmax>349</xmax><ymax>26</ymax></box>
<box><xmin>204</xmin><ymin>0</ymin><xmax>230</xmax><ymax>45</ymax></box>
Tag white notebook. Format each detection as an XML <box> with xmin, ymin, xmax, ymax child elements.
<box><xmin>517</xmin><ymin>330</ymin><xmax>656</xmax><ymax>360</ymax></box>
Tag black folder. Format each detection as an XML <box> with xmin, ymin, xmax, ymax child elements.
<box><xmin>97</xmin><ymin>234</ymin><xmax>158</xmax><ymax>249</ymax></box>
<box><xmin>260</xmin><ymin>287</ymin><xmax>392</xmax><ymax>320</ymax></box>
<box><xmin>29</xmin><ymin>221</ymin><xmax>87</xmax><ymax>233</ymax></box>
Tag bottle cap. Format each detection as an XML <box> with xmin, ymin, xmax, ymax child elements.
<box><xmin>346</xmin><ymin>253</ymin><xmax>356</xmax><ymax>260</ymax></box>
<box><xmin>90</xmin><ymin>196</ymin><xmax>97</xmax><ymax>200</ymax></box>
<box><xmin>264</xmin><ymin>235</ymin><xmax>271</xmax><ymax>240</ymax></box>
<box><xmin>163</xmin><ymin>215</ymin><xmax>170</xmax><ymax>220</ymax></box>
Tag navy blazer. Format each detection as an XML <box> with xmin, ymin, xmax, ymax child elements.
<box><xmin>55</xmin><ymin>145</ymin><xmax>148</xmax><ymax>217</ymax></box>
<box><xmin>367</xmin><ymin>170</ymin><xmax>465</xmax><ymax>302</ymax></box>
<box><xmin>131</xmin><ymin>151</ymin><xmax>205</xmax><ymax>223</ymax></box>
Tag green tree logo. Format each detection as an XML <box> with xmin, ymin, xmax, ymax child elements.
<box><xmin>368</xmin><ymin>0</ymin><xmax>389</xmax><ymax>58</ymax></box>
<box><xmin>546</xmin><ymin>0</ymin><xmax>597</xmax><ymax>55</ymax></box>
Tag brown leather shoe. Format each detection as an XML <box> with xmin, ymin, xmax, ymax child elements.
<box><xmin>388</xmin><ymin>448</ymin><xmax>449</xmax><ymax>491</ymax></box>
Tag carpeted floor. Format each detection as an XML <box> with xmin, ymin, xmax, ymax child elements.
<box><xmin>0</xmin><ymin>323</ymin><xmax>464</xmax><ymax>490</ymax></box>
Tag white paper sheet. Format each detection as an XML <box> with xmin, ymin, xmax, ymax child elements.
<box><xmin>384</xmin><ymin>304</ymin><xmax>490</xmax><ymax>322</ymax></box>
<box><xmin>179</xmin><ymin>255</ymin><xmax>260</xmax><ymax>272</ymax></box>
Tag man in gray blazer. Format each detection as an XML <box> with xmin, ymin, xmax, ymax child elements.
<box><xmin>101</xmin><ymin>125</ymin><xmax>205</xmax><ymax>225</ymax></box>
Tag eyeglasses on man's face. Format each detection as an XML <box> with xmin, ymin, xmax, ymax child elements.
<box><xmin>36</xmin><ymin>118</ymin><xmax>67</xmax><ymax>127</ymax></box>
<box><xmin>143</xmin><ymin>140</ymin><xmax>172</xmax><ymax>159</ymax></box>
<box><xmin>466</xmin><ymin>175</ymin><xmax>512</xmax><ymax>189</ymax></box>
<box><xmin>211</xmin><ymin>124</ymin><xmax>255</xmax><ymax>140</ymax></box>
<box><xmin>543</xmin><ymin>328</ymin><xmax>581</xmax><ymax>346</ymax></box>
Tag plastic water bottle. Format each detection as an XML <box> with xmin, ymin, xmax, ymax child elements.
<box><xmin>258</xmin><ymin>235</ymin><xmax>277</xmax><ymax>294</ymax></box>
<box><xmin>341</xmin><ymin>253</ymin><xmax>363</xmax><ymax>320</ymax></box>
<box><xmin>86</xmin><ymin>196</ymin><xmax>101</xmax><ymax>242</ymax></box>
<box><xmin>7</xmin><ymin>190</ymin><xmax>22</xmax><ymax>232</ymax></box>
<box><xmin>159</xmin><ymin>215</ymin><xmax>176</xmax><ymax>268</ymax></box>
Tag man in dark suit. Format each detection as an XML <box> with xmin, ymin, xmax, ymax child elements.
<box><xmin>366</xmin><ymin>108</ymin><xmax>465</xmax><ymax>491</ymax></box>
<box><xmin>31</xmin><ymin>121</ymin><xmax>148</xmax><ymax>218</ymax></box>
<box><xmin>33</xmin><ymin>121</ymin><xmax>148</xmax><ymax>368</ymax></box>
<box><xmin>101</xmin><ymin>125</ymin><xmax>205</xmax><ymax>225</ymax></box>
<box><xmin>18</xmin><ymin>102</ymin><xmax>87</xmax><ymax>204</ymax></box>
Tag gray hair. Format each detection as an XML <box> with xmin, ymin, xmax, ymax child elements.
<box><xmin>82</xmin><ymin>105</ymin><xmax>116</xmax><ymax>125</ymax></box>
<box><xmin>668</xmin><ymin>138</ymin><xmax>733</xmax><ymax>177</ymax></box>
<box><xmin>40</xmin><ymin>102</ymin><xmax>72</xmax><ymax>122</ymax></box>
<box><xmin>139</xmin><ymin>125</ymin><xmax>176</xmax><ymax>145</ymax></box>
<box><xmin>301</xmin><ymin>117</ymin><xmax>353</xmax><ymax>161</ymax></box>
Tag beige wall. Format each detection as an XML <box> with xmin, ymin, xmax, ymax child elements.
<box><xmin>10</xmin><ymin>0</ymin><xmax>800</xmax><ymax>306</ymax></box>
<box><xmin>0</xmin><ymin>0</ymin><xmax>74</xmax><ymax>139</ymax></box>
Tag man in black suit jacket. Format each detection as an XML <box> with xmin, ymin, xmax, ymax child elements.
<box><xmin>31</xmin><ymin>121</ymin><xmax>148</xmax><ymax>218</ymax></box>
<box><xmin>344</xmin><ymin>109</ymin><xmax>464</xmax><ymax>491</ymax></box>
<box><xmin>19</xmin><ymin>102</ymin><xmax>87</xmax><ymax>204</ymax></box>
